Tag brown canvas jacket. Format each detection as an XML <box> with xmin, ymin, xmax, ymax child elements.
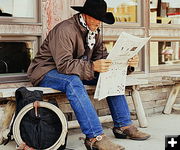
<box><xmin>27</xmin><ymin>13</ymin><xmax>108</xmax><ymax>86</ymax></box>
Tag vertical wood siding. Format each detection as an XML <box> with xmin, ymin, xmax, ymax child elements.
<box><xmin>42</xmin><ymin>0</ymin><xmax>85</xmax><ymax>39</ymax></box>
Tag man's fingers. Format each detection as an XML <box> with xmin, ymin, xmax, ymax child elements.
<box><xmin>128</xmin><ymin>55</ymin><xmax>139</xmax><ymax>67</ymax></box>
<box><xmin>100</xmin><ymin>59</ymin><xmax>112</xmax><ymax>64</ymax></box>
<box><xmin>93</xmin><ymin>59</ymin><xmax>112</xmax><ymax>72</ymax></box>
<box><xmin>99</xmin><ymin>68</ymin><xmax>109</xmax><ymax>73</ymax></box>
<box><xmin>99</xmin><ymin>59</ymin><xmax>112</xmax><ymax>68</ymax></box>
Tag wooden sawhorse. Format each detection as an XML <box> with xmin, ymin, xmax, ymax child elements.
<box><xmin>163</xmin><ymin>75</ymin><xmax>180</xmax><ymax>114</ymax></box>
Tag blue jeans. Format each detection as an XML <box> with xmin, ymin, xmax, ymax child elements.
<box><xmin>39</xmin><ymin>69</ymin><xmax>132</xmax><ymax>138</ymax></box>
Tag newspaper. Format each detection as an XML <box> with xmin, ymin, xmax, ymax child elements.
<box><xmin>94</xmin><ymin>32</ymin><xmax>150</xmax><ymax>100</ymax></box>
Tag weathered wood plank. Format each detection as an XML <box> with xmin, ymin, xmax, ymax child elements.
<box><xmin>162</xmin><ymin>74</ymin><xmax>180</xmax><ymax>82</ymax></box>
<box><xmin>164</xmin><ymin>83</ymin><xmax>180</xmax><ymax>114</ymax></box>
<box><xmin>126</xmin><ymin>75</ymin><xmax>148</xmax><ymax>86</ymax></box>
<box><xmin>0</xmin><ymin>77</ymin><xmax>148</xmax><ymax>98</ymax></box>
<box><xmin>163</xmin><ymin>75</ymin><xmax>180</xmax><ymax>114</ymax></box>
<box><xmin>132</xmin><ymin>86</ymin><xmax>148</xmax><ymax>127</ymax></box>
<box><xmin>172</xmin><ymin>104</ymin><xmax>180</xmax><ymax>111</ymax></box>
<box><xmin>0</xmin><ymin>87</ymin><xmax>60</xmax><ymax>98</ymax></box>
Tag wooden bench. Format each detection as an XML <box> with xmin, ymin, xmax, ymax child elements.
<box><xmin>163</xmin><ymin>74</ymin><xmax>180</xmax><ymax>114</ymax></box>
<box><xmin>0</xmin><ymin>75</ymin><xmax>148</xmax><ymax>128</ymax></box>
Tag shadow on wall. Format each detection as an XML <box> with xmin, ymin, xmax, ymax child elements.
<box><xmin>0</xmin><ymin>9</ymin><xmax>12</xmax><ymax>17</ymax></box>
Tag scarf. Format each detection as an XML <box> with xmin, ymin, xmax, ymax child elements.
<box><xmin>79</xmin><ymin>14</ymin><xmax>98</xmax><ymax>49</ymax></box>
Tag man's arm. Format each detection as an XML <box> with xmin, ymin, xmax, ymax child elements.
<box><xmin>48</xmin><ymin>27</ymin><xmax>94</xmax><ymax>80</ymax></box>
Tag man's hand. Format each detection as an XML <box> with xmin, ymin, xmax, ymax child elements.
<box><xmin>93</xmin><ymin>59</ymin><xmax>112</xmax><ymax>72</ymax></box>
<box><xmin>128</xmin><ymin>55</ymin><xmax>139</xmax><ymax>67</ymax></box>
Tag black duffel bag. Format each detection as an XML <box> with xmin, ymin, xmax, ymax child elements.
<box><xmin>5</xmin><ymin>87</ymin><xmax>68</xmax><ymax>150</ymax></box>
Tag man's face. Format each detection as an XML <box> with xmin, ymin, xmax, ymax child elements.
<box><xmin>83</xmin><ymin>14</ymin><xmax>101</xmax><ymax>31</ymax></box>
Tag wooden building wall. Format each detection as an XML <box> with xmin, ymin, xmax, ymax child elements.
<box><xmin>42</xmin><ymin>0</ymin><xmax>85</xmax><ymax>39</ymax></box>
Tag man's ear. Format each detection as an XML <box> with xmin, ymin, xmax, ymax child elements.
<box><xmin>82</xmin><ymin>14</ymin><xmax>86</xmax><ymax>21</ymax></box>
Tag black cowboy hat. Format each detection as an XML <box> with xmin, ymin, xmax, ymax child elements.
<box><xmin>71</xmin><ymin>0</ymin><xmax>115</xmax><ymax>24</ymax></box>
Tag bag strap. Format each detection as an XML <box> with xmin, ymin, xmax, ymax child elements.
<box><xmin>15</xmin><ymin>87</ymin><xmax>43</xmax><ymax>113</ymax></box>
<box><xmin>4</xmin><ymin>87</ymin><xmax>43</xmax><ymax>145</ymax></box>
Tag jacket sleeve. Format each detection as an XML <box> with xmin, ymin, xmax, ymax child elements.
<box><xmin>47</xmin><ymin>27</ymin><xmax>94</xmax><ymax>80</ymax></box>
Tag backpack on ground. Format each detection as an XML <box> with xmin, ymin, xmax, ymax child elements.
<box><xmin>5</xmin><ymin>87</ymin><xmax>68</xmax><ymax>150</ymax></box>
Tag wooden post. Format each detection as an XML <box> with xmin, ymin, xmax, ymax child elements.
<box><xmin>132</xmin><ymin>85</ymin><xmax>148</xmax><ymax>128</ymax></box>
<box><xmin>163</xmin><ymin>83</ymin><xmax>180</xmax><ymax>114</ymax></box>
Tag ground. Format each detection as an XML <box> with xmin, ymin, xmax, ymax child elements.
<box><xmin>0</xmin><ymin>113</ymin><xmax>180</xmax><ymax>150</ymax></box>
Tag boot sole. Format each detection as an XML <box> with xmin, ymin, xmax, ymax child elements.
<box><xmin>85</xmin><ymin>144</ymin><xmax>98</xmax><ymax>150</ymax></box>
<box><xmin>114</xmin><ymin>133</ymin><xmax>151</xmax><ymax>141</ymax></box>
<box><xmin>85</xmin><ymin>142</ymin><xmax>125</xmax><ymax>150</ymax></box>
<box><xmin>86</xmin><ymin>144</ymin><xmax>125</xmax><ymax>150</ymax></box>
<box><xmin>128</xmin><ymin>135</ymin><xmax>151</xmax><ymax>141</ymax></box>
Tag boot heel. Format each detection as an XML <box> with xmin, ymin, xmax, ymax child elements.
<box><xmin>85</xmin><ymin>143</ymin><xmax>98</xmax><ymax>150</ymax></box>
<box><xmin>113</xmin><ymin>131</ymin><xmax>127</xmax><ymax>139</ymax></box>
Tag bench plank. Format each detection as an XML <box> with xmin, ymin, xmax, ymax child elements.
<box><xmin>0</xmin><ymin>76</ymin><xmax>148</xmax><ymax>98</ymax></box>
<box><xmin>126</xmin><ymin>75</ymin><xmax>148</xmax><ymax>86</ymax></box>
<box><xmin>163</xmin><ymin>75</ymin><xmax>180</xmax><ymax>82</ymax></box>
<box><xmin>0</xmin><ymin>87</ymin><xmax>60</xmax><ymax>98</ymax></box>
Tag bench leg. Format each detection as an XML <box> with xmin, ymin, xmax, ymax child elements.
<box><xmin>163</xmin><ymin>84</ymin><xmax>180</xmax><ymax>114</ymax></box>
<box><xmin>132</xmin><ymin>86</ymin><xmax>148</xmax><ymax>128</ymax></box>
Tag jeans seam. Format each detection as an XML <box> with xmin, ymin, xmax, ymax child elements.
<box><xmin>121</xmin><ymin>96</ymin><xmax>132</xmax><ymax>127</ymax></box>
<box><xmin>68</xmin><ymin>80</ymin><xmax>97</xmax><ymax>137</ymax></box>
<box><xmin>109</xmin><ymin>98</ymin><xmax>121</xmax><ymax>127</ymax></box>
<box><xmin>122</xmin><ymin>96</ymin><xmax>131</xmax><ymax>118</ymax></box>
<box><xmin>108</xmin><ymin>96</ymin><xmax>132</xmax><ymax>127</ymax></box>
<box><xmin>45</xmin><ymin>73</ymin><xmax>99</xmax><ymax>137</ymax></box>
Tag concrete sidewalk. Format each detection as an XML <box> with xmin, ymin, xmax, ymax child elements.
<box><xmin>1</xmin><ymin>113</ymin><xmax>180</xmax><ymax>150</ymax></box>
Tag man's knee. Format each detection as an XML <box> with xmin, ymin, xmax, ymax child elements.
<box><xmin>67</xmin><ymin>75</ymin><xmax>84</xmax><ymax>88</ymax></box>
<box><xmin>65</xmin><ymin>75</ymin><xmax>88</xmax><ymax>99</ymax></box>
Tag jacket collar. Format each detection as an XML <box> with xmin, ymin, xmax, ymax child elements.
<box><xmin>73</xmin><ymin>13</ymin><xmax>100</xmax><ymax>35</ymax></box>
<box><xmin>73</xmin><ymin>13</ymin><xmax>88</xmax><ymax>35</ymax></box>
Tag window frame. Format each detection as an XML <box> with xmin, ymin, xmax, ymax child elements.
<box><xmin>0</xmin><ymin>0</ymin><xmax>41</xmax><ymax>24</ymax></box>
<box><xmin>150</xmin><ymin>0</ymin><xmax>180</xmax><ymax>28</ymax></box>
<box><xmin>104</xmin><ymin>0</ymin><xmax>142</xmax><ymax>28</ymax></box>
<box><xmin>0</xmin><ymin>36</ymin><xmax>39</xmax><ymax>83</ymax></box>
<box><xmin>150</xmin><ymin>38</ymin><xmax>180</xmax><ymax>72</ymax></box>
<box><xmin>150</xmin><ymin>23</ymin><xmax>180</xmax><ymax>29</ymax></box>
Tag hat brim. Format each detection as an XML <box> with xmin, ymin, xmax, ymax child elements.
<box><xmin>71</xmin><ymin>6</ymin><xmax>115</xmax><ymax>24</ymax></box>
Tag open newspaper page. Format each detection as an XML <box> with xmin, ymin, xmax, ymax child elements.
<box><xmin>94</xmin><ymin>32</ymin><xmax>150</xmax><ymax>100</ymax></box>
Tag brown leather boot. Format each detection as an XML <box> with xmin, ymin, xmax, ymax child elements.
<box><xmin>113</xmin><ymin>125</ymin><xmax>150</xmax><ymax>141</ymax></box>
<box><xmin>84</xmin><ymin>134</ymin><xmax>125</xmax><ymax>150</ymax></box>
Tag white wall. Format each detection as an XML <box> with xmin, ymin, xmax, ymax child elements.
<box><xmin>13</xmin><ymin>0</ymin><xmax>35</xmax><ymax>17</ymax></box>
<box><xmin>0</xmin><ymin>0</ymin><xmax>35</xmax><ymax>17</ymax></box>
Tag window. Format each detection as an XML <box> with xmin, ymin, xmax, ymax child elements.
<box><xmin>0</xmin><ymin>36</ymin><xmax>38</xmax><ymax>83</ymax></box>
<box><xmin>150</xmin><ymin>0</ymin><xmax>180</xmax><ymax>25</ymax></box>
<box><xmin>104</xmin><ymin>0</ymin><xmax>139</xmax><ymax>23</ymax></box>
<box><xmin>0</xmin><ymin>0</ymin><xmax>40</xmax><ymax>23</ymax></box>
<box><xmin>150</xmin><ymin>40</ymin><xmax>180</xmax><ymax>71</ymax></box>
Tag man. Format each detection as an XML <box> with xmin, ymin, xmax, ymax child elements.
<box><xmin>28</xmin><ymin>0</ymin><xmax>150</xmax><ymax>149</ymax></box>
